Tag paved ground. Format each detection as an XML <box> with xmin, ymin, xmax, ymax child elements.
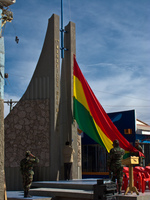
<box><xmin>7</xmin><ymin>190</ymin><xmax>150</xmax><ymax>200</ymax></box>
<box><xmin>7</xmin><ymin>179</ymin><xmax>150</xmax><ymax>200</ymax></box>
<box><xmin>7</xmin><ymin>191</ymin><xmax>52</xmax><ymax>200</ymax></box>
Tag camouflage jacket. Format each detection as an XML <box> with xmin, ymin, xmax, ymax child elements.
<box><xmin>20</xmin><ymin>156</ymin><xmax>39</xmax><ymax>175</ymax></box>
<box><xmin>133</xmin><ymin>144</ymin><xmax>143</xmax><ymax>157</ymax></box>
<box><xmin>135</xmin><ymin>144</ymin><xmax>143</xmax><ymax>153</ymax></box>
<box><xmin>107</xmin><ymin>147</ymin><xmax>125</xmax><ymax>169</ymax></box>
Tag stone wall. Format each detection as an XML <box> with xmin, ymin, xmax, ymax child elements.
<box><xmin>0</xmin><ymin>99</ymin><xmax>4</xmax><ymax>198</ymax></box>
<box><xmin>5</xmin><ymin>99</ymin><xmax>50</xmax><ymax>168</ymax></box>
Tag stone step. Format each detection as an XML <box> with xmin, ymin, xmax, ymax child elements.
<box><xmin>7</xmin><ymin>191</ymin><xmax>52</xmax><ymax>200</ymax></box>
<box><xmin>32</xmin><ymin>180</ymin><xmax>97</xmax><ymax>191</ymax></box>
<box><xmin>30</xmin><ymin>187</ymin><xmax>94</xmax><ymax>200</ymax></box>
<box><xmin>8</xmin><ymin>197</ymin><xmax>51</xmax><ymax>200</ymax></box>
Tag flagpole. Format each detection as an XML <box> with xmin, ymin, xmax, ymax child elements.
<box><xmin>60</xmin><ymin>0</ymin><xmax>64</xmax><ymax>58</ymax></box>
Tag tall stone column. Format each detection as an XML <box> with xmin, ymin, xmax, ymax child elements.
<box><xmin>48</xmin><ymin>14</ymin><xmax>60</xmax><ymax>180</ymax></box>
<box><xmin>60</xmin><ymin>21</ymin><xmax>82</xmax><ymax>179</ymax></box>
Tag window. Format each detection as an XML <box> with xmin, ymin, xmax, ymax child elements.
<box><xmin>124</xmin><ymin>129</ymin><xmax>132</xmax><ymax>134</ymax></box>
<box><xmin>82</xmin><ymin>144</ymin><xmax>107</xmax><ymax>172</ymax></box>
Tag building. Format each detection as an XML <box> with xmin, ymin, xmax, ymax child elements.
<box><xmin>82</xmin><ymin>109</ymin><xmax>150</xmax><ymax>178</ymax></box>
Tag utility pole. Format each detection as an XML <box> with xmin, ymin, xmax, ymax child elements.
<box><xmin>4</xmin><ymin>99</ymin><xmax>18</xmax><ymax>112</ymax></box>
<box><xmin>0</xmin><ymin>1</ymin><xmax>16</xmax><ymax>199</ymax></box>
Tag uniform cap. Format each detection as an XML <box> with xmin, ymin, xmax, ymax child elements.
<box><xmin>26</xmin><ymin>151</ymin><xmax>31</xmax><ymax>157</ymax></box>
<box><xmin>113</xmin><ymin>139</ymin><xmax>119</xmax><ymax>147</ymax></box>
<box><xmin>135</xmin><ymin>139</ymin><xmax>140</xmax><ymax>144</ymax></box>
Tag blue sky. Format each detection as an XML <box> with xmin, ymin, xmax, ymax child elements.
<box><xmin>3</xmin><ymin>0</ymin><xmax>150</xmax><ymax>124</ymax></box>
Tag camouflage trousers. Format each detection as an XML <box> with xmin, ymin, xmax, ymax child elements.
<box><xmin>110</xmin><ymin>165</ymin><xmax>123</xmax><ymax>186</ymax></box>
<box><xmin>22</xmin><ymin>173</ymin><xmax>33</xmax><ymax>190</ymax></box>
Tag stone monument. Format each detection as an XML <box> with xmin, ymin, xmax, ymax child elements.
<box><xmin>4</xmin><ymin>14</ymin><xmax>82</xmax><ymax>190</ymax></box>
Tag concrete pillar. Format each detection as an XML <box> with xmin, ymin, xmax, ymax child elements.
<box><xmin>48</xmin><ymin>14</ymin><xmax>60</xmax><ymax>181</ymax></box>
<box><xmin>60</xmin><ymin>21</ymin><xmax>82</xmax><ymax>179</ymax></box>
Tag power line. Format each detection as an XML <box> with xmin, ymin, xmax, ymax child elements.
<box><xmin>4</xmin><ymin>99</ymin><xmax>18</xmax><ymax>112</ymax></box>
<box><xmin>93</xmin><ymin>89</ymin><xmax>150</xmax><ymax>102</ymax></box>
<box><xmin>103</xmin><ymin>105</ymin><xmax>150</xmax><ymax>108</ymax></box>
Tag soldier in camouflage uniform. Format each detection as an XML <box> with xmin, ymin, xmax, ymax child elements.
<box><xmin>107</xmin><ymin>140</ymin><xmax>125</xmax><ymax>194</ymax></box>
<box><xmin>20</xmin><ymin>151</ymin><xmax>39</xmax><ymax>198</ymax></box>
<box><xmin>134</xmin><ymin>139</ymin><xmax>144</xmax><ymax>166</ymax></box>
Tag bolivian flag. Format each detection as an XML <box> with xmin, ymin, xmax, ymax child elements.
<box><xmin>73</xmin><ymin>56</ymin><xmax>144</xmax><ymax>157</ymax></box>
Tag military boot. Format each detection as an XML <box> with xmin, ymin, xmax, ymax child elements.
<box><xmin>26</xmin><ymin>190</ymin><xmax>32</xmax><ymax>198</ymax></box>
<box><xmin>118</xmin><ymin>184</ymin><xmax>122</xmax><ymax>194</ymax></box>
<box><xmin>24</xmin><ymin>190</ymin><xmax>32</xmax><ymax>198</ymax></box>
<box><xmin>24</xmin><ymin>190</ymin><xmax>27</xmax><ymax>197</ymax></box>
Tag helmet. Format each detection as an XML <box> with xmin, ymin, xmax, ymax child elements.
<box><xmin>26</xmin><ymin>151</ymin><xmax>31</xmax><ymax>157</ymax></box>
<box><xmin>135</xmin><ymin>139</ymin><xmax>140</xmax><ymax>144</ymax></box>
<box><xmin>113</xmin><ymin>139</ymin><xmax>119</xmax><ymax>147</ymax></box>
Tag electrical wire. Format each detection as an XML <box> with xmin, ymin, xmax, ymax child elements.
<box><xmin>93</xmin><ymin>89</ymin><xmax>150</xmax><ymax>102</ymax></box>
<box><xmin>103</xmin><ymin>105</ymin><xmax>150</xmax><ymax>108</ymax></box>
<box><xmin>5</xmin><ymin>72</ymin><xmax>149</xmax><ymax>104</ymax></box>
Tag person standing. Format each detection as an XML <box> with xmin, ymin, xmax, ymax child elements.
<box><xmin>134</xmin><ymin>139</ymin><xmax>143</xmax><ymax>153</ymax></box>
<box><xmin>20</xmin><ymin>151</ymin><xmax>39</xmax><ymax>198</ymax></box>
<box><xmin>107</xmin><ymin>140</ymin><xmax>125</xmax><ymax>194</ymax></box>
<box><xmin>63</xmin><ymin>141</ymin><xmax>75</xmax><ymax>180</ymax></box>
<box><xmin>134</xmin><ymin>139</ymin><xmax>144</xmax><ymax>166</ymax></box>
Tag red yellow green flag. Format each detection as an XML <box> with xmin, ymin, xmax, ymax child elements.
<box><xmin>73</xmin><ymin>56</ymin><xmax>144</xmax><ymax>157</ymax></box>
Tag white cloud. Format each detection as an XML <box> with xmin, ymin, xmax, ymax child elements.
<box><xmin>2</xmin><ymin>0</ymin><xmax>149</xmax><ymax>124</ymax></box>
<box><xmin>88</xmin><ymin>66</ymin><xmax>150</xmax><ymax>124</ymax></box>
